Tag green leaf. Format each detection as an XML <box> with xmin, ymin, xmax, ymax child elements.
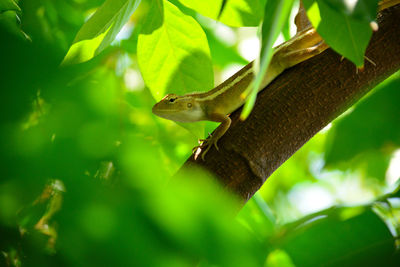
<box><xmin>203</xmin><ymin>27</ymin><xmax>247</xmax><ymax>68</ymax></box>
<box><xmin>0</xmin><ymin>10</ymin><xmax>30</xmax><ymax>40</ymax></box>
<box><xmin>0</xmin><ymin>0</ymin><xmax>27</xmax><ymax>40</ymax></box>
<box><xmin>265</xmin><ymin>250</ymin><xmax>296</xmax><ymax>267</ymax></box>
<box><xmin>176</xmin><ymin>121</ymin><xmax>205</xmax><ymax>139</ymax></box>
<box><xmin>137</xmin><ymin>0</ymin><xmax>213</xmax><ymax>100</ymax></box>
<box><xmin>279</xmin><ymin>206</ymin><xmax>396</xmax><ymax>266</ymax></box>
<box><xmin>217</xmin><ymin>0</ymin><xmax>229</xmax><ymax>19</ymax></box>
<box><xmin>303</xmin><ymin>0</ymin><xmax>379</xmax><ymax>66</ymax></box>
<box><xmin>324</xmin><ymin>76</ymin><xmax>400</xmax><ymax>166</ymax></box>
<box><xmin>179</xmin><ymin>0</ymin><xmax>267</xmax><ymax>27</ymax></box>
<box><xmin>62</xmin><ymin>0</ymin><xmax>141</xmax><ymax>65</ymax></box>
<box><xmin>240</xmin><ymin>0</ymin><xmax>294</xmax><ymax>120</ymax></box>
<box><xmin>322</xmin><ymin>0</ymin><xmax>379</xmax><ymax>21</ymax></box>
<box><xmin>0</xmin><ymin>0</ymin><xmax>21</xmax><ymax>13</ymax></box>
<box><xmin>237</xmin><ymin>193</ymin><xmax>276</xmax><ymax>239</ymax></box>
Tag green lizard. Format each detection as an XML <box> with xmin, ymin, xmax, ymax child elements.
<box><xmin>151</xmin><ymin>0</ymin><xmax>399</xmax><ymax>161</ymax></box>
<box><xmin>152</xmin><ymin>27</ymin><xmax>328</xmax><ymax>160</ymax></box>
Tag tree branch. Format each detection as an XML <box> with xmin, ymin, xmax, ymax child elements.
<box><xmin>178</xmin><ymin>5</ymin><xmax>400</xmax><ymax>204</ymax></box>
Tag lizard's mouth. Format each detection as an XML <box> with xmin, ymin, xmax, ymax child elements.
<box><xmin>152</xmin><ymin>106</ymin><xmax>173</xmax><ymax>115</ymax></box>
<box><xmin>152</xmin><ymin>102</ymin><xmax>203</xmax><ymax>122</ymax></box>
<box><xmin>151</xmin><ymin>105</ymin><xmax>178</xmax><ymax>119</ymax></box>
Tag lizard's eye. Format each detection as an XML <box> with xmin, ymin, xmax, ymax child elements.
<box><xmin>169</xmin><ymin>98</ymin><xmax>176</xmax><ymax>103</ymax></box>
<box><xmin>187</xmin><ymin>103</ymin><xmax>192</xmax><ymax>108</ymax></box>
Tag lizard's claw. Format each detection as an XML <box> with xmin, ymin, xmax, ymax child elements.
<box><xmin>192</xmin><ymin>138</ymin><xmax>207</xmax><ymax>153</ymax></box>
<box><xmin>192</xmin><ymin>135</ymin><xmax>219</xmax><ymax>161</ymax></box>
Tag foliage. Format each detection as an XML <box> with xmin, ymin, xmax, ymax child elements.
<box><xmin>62</xmin><ymin>0</ymin><xmax>141</xmax><ymax>65</ymax></box>
<box><xmin>137</xmin><ymin>0</ymin><xmax>213</xmax><ymax>100</ymax></box>
<box><xmin>241</xmin><ymin>0</ymin><xmax>294</xmax><ymax>119</ymax></box>
<box><xmin>179</xmin><ymin>0</ymin><xmax>267</xmax><ymax>27</ymax></box>
<box><xmin>0</xmin><ymin>0</ymin><xmax>399</xmax><ymax>266</ymax></box>
<box><xmin>303</xmin><ymin>0</ymin><xmax>380</xmax><ymax>66</ymax></box>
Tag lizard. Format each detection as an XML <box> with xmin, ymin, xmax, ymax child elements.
<box><xmin>152</xmin><ymin>0</ymin><xmax>400</xmax><ymax>161</ymax></box>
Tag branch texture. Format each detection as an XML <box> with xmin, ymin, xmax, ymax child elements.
<box><xmin>179</xmin><ymin>5</ymin><xmax>400</xmax><ymax>204</ymax></box>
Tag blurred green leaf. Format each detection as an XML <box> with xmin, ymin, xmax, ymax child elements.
<box><xmin>322</xmin><ymin>0</ymin><xmax>379</xmax><ymax>21</ymax></box>
<box><xmin>3</xmin><ymin>1</ymin><xmax>400</xmax><ymax>266</ymax></box>
<box><xmin>53</xmin><ymin>166</ymin><xmax>264</xmax><ymax>266</ymax></box>
<box><xmin>137</xmin><ymin>0</ymin><xmax>213</xmax><ymax>100</ymax></box>
<box><xmin>281</xmin><ymin>16</ymin><xmax>291</xmax><ymax>41</ymax></box>
<box><xmin>303</xmin><ymin>0</ymin><xmax>377</xmax><ymax>66</ymax></box>
<box><xmin>277</xmin><ymin>206</ymin><xmax>396</xmax><ymax>266</ymax></box>
<box><xmin>217</xmin><ymin>0</ymin><xmax>228</xmax><ymax>19</ymax></box>
<box><xmin>62</xmin><ymin>0</ymin><xmax>141</xmax><ymax>65</ymax></box>
<box><xmin>362</xmin><ymin>152</ymin><xmax>391</xmax><ymax>181</ymax></box>
<box><xmin>0</xmin><ymin>10</ymin><xmax>30</xmax><ymax>40</ymax></box>
<box><xmin>203</xmin><ymin>27</ymin><xmax>247</xmax><ymax>68</ymax></box>
<box><xmin>0</xmin><ymin>183</ymin><xmax>24</xmax><ymax>226</ymax></box>
<box><xmin>179</xmin><ymin>0</ymin><xmax>267</xmax><ymax>27</ymax></box>
<box><xmin>265</xmin><ymin>249</ymin><xmax>295</xmax><ymax>267</ymax></box>
<box><xmin>0</xmin><ymin>0</ymin><xmax>20</xmax><ymax>12</ymax></box>
<box><xmin>120</xmin><ymin>22</ymin><xmax>142</xmax><ymax>54</ymax></box>
<box><xmin>325</xmin><ymin>76</ymin><xmax>400</xmax><ymax>166</ymax></box>
<box><xmin>175</xmin><ymin>121</ymin><xmax>205</xmax><ymax>139</ymax></box>
<box><xmin>237</xmin><ymin>193</ymin><xmax>276</xmax><ymax>239</ymax></box>
<box><xmin>241</xmin><ymin>0</ymin><xmax>294</xmax><ymax>120</ymax></box>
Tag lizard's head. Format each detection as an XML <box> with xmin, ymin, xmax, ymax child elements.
<box><xmin>152</xmin><ymin>93</ymin><xmax>204</xmax><ymax>122</ymax></box>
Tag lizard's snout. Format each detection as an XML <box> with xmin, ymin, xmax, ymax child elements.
<box><xmin>152</xmin><ymin>102</ymin><xmax>160</xmax><ymax>115</ymax></box>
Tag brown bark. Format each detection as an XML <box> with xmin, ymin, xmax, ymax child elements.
<box><xmin>178</xmin><ymin>5</ymin><xmax>400</xmax><ymax>204</ymax></box>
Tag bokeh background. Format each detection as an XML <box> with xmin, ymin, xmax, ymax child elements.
<box><xmin>0</xmin><ymin>0</ymin><xmax>399</xmax><ymax>266</ymax></box>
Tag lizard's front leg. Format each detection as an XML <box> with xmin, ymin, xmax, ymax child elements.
<box><xmin>194</xmin><ymin>113</ymin><xmax>231</xmax><ymax>161</ymax></box>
